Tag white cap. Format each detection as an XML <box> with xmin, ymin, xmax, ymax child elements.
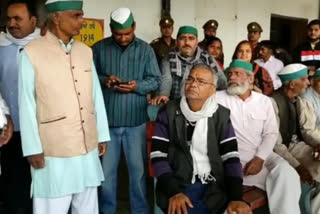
<box><xmin>278</xmin><ymin>63</ymin><xmax>308</xmax><ymax>82</ymax></box>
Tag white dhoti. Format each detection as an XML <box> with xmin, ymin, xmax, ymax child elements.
<box><xmin>33</xmin><ymin>187</ymin><xmax>98</xmax><ymax>214</ymax></box>
<box><xmin>311</xmin><ymin>184</ymin><xmax>320</xmax><ymax>214</ymax></box>
<box><xmin>288</xmin><ymin>142</ymin><xmax>320</xmax><ymax>214</ymax></box>
<box><xmin>288</xmin><ymin>142</ymin><xmax>320</xmax><ymax>182</ymax></box>
<box><xmin>240</xmin><ymin>151</ymin><xmax>301</xmax><ymax>214</ymax></box>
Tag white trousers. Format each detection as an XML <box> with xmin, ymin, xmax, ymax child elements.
<box><xmin>212</xmin><ymin>154</ymin><xmax>301</xmax><ymax>214</ymax></box>
<box><xmin>241</xmin><ymin>152</ymin><xmax>301</xmax><ymax>214</ymax></box>
<box><xmin>289</xmin><ymin>142</ymin><xmax>320</xmax><ymax>182</ymax></box>
<box><xmin>287</xmin><ymin>142</ymin><xmax>320</xmax><ymax>214</ymax></box>
<box><xmin>33</xmin><ymin>187</ymin><xmax>98</xmax><ymax>214</ymax></box>
<box><xmin>265</xmin><ymin>154</ymin><xmax>301</xmax><ymax>214</ymax></box>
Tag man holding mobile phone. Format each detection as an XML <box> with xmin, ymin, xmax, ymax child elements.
<box><xmin>92</xmin><ymin>7</ymin><xmax>161</xmax><ymax>214</ymax></box>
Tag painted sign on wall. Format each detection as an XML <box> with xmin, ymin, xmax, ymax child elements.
<box><xmin>74</xmin><ymin>18</ymin><xmax>104</xmax><ymax>46</ymax></box>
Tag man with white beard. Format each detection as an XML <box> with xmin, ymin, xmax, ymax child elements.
<box><xmin>215</xmin><ymin>59</ymin><xmax>301</xmax><ymax>214</ymax></box>
<box><xmin>271</xmin><ymin>64</ymin><xmax>320</xmax><ymax>214</ymax></box>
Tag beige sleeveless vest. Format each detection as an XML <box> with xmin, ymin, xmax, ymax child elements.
<box><xmin>24</xmin><ymin>32</ymin><xmax>98</xmax><ymax>157</ymax></box>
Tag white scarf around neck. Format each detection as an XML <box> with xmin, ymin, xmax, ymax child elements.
<box><xmin>0</xmin><ymin>28</ymin><xmax>40</xmax><ymax>47</ymax></box>
<box><xmin>0</xmin><ymin>96</ymin><xmax>8</xmax><ymax>129</ymax></box>
<box><xmin>180</xmin><ymin>94</ymin><xmax>219</xmax><ymax>184</ymax></box>
<box><xmin>0</xmin><ymin>111</ymin><xmax>7</xmax><ymax>129</ymax></box>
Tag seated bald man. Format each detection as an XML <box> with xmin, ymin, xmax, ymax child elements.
<box><xmin>151</xmin><ymin>63</ymin><xmax>251</xmax><ymax>214</ymax></box>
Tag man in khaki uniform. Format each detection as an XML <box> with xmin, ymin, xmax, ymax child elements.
<box><xmin>198</xmin><ymin>19</ymin><xmax>218</xmax><ymax>49</ymax></box>
<box><xmin>150</xmin><ymin>16</ymin><xmax>176</xmax><ymax>66</ymax></box>
<box><xmin>247</xmin><ymin>22</ymin><xmax>263</xmax><ymax>60</ymax></box>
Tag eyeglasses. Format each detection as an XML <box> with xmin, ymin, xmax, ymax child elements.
<box><xmin>185</xmin><ymin>77</ymin><xmax>214</xmax><ymax>86</ymax></box>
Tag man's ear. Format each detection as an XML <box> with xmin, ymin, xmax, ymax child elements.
<box><xmin>132</xmin><ymin>22</ymin><xmax>136</xmax><ymax>31</ymax></box>
<box><xmin>211</xmin><ymin>85</ymin><xmax>217</xmax><ymax>95</ymax></box>
<box><xmin>30</xmin><ymin>16</ymin><xmax>37</xmax><ymax>28</ymax></box>
<box><xmin>248</xmin><ymin>74</ymin><xmax>254</xmax><ymax>84</ymax></box>
<box><xmin>51</xmin><ymin>13</ymin><xmax>60</xmax><ymax>25</ymax></box>
<box><xmin>288</xmin><ymin>80</ymin><xmax>295</xmax><ymax>89</ymax></box>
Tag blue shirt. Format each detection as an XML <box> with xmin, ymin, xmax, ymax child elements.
<box><xmin>0</xmin><ymin>44</ymin><xmax>20</xmax><ymax>131</ymax></box>
<box><xmin>92</xmin><ymin>37</ymin><xmax>161</xmax><ymax>127</ymax></box>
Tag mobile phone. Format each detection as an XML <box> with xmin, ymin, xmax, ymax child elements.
<box><xmin>114</xmin><ymin>81</ymin><xmax>129</xmax><ymax>85</ymax></box>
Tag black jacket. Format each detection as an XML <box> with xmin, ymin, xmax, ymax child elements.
<box><xmin>293</xmin><ymin>41</ymin><xmax>320</xmax><ymax>69</ymax></box>
<box><xmin>155</xmin><ymin>100</ymin><xmax>243</xmax><ymax>213</ymax></box>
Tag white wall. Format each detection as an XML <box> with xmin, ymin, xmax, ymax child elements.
<box><xmin>83</xmin><ymin>0</ymin><xmax>161</xmax><ymax>41</ymax></box>
<box><xmin>83</xmin><ymin>0</ymin><xmax>319</xmax><ymax>65</ymax></box>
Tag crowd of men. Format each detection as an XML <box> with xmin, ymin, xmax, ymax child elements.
<box><xmin>0</xmin><ymin>0</ymin><xmax>320</xmax><ymax>214</ymax></box>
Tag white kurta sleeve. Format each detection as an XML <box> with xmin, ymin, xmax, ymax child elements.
<box><xmin>0</xmin><ymin>93</ymin><xmax>9</xmax><ymax>115</ymax></box>
<box><xmin>18</xmin><ymin>50</ymin><xmax>43</xmax><ymax>156</ymax></box>
<box><xmin>0</xmin><ymin>93</ymin><xmax>9</xmax><ymax>128</ymax></box>
<box><xmin>255</xmin><ymin>98</ymin><xmax>279</xmax><ymax>160</ymax></box>
<box><xmin>297</xmin><ymin>97</ymin><xmax>320</xmax><ymax>146</ymax></box>
<box><xmin>92</xmin><ymin>62</ymin><xmax>110</xmax><ymax>143</ymax></box>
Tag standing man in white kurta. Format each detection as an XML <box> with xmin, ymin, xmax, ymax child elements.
<box><xmin>215</xmin><ymin>59</ymin><xmax>301</xmax><ymax>214</ymax></box>
<box><xmin>18</xmin><ymin>0</ymin><xmax>110</xmax><ymax>214</ymax></box>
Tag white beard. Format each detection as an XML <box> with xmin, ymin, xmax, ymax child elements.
<box><xmin>227</xmin><ymin>81</ymin><xmax>250</xmax><ymax>96</ymax></box>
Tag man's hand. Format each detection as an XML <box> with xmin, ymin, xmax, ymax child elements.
<box><xmin>168</xmin><ymin>193</ymin><xmax>193</xmax><ymax>214</ymax></box>
<box><xmin>98</xmin><ymin>142</ymin><xmax>107</xmax><ymax>156</ymax></box>
<box><xmin>27</xmin><ymin>153</ymin><xmax>45</xmax><ymax>169</ymax></box>
<box><xmin>313</xmin><ymin>145</ymin><xmax>320</xmax><ymax>160</ymax></box>
<box><xmin>104</xmin><ymin>75</ymin><xmax>121</xmax><ymax>88</ymax></box>
<box><xmin>149</xmin><ymin>95</ymin><xmax>169</xmax><ymax>105</ymax></box>
<box><xmin>0</xmin><ymin>115</ymin><xmax>14</xmax><ymax>147</ymax></box>
<box><xmin>114</xmin><ymin>81</ymin><xmax>137</xmax><ymax>93</ymax></box>
<box><xmin>296</xmin><ymin>164</ymin><xmax>314</xmax><ymax>184</ymax></box>
<box><xmin>227</xmin><ymin>201</ymin><xmax>252</xmax><ymax>214</ymax></box>
<box><xmin>243</xmin><ymin>156</ymin><xmax>264</xmax><ymax>176</ymax></box>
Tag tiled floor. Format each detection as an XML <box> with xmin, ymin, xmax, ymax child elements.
<box><xmin>0</xmin><ymin>152</ymin><xmax>269</xmax><ymax>214</ymax></box>
<box><xmin>0</xmin><ymin>152</ymin><xmax>154</xmax><ymax>214</ymax></box>
<box><xmin>115</xmin><ymin>152</ymin><xmax>155</xmax><ymax>214</ymax></box>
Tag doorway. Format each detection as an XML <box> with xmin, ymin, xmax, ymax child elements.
<box><xmin>270</xmin><ymin>14</ymin><xmax>308</xmax><ymax>55</ymax></box>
